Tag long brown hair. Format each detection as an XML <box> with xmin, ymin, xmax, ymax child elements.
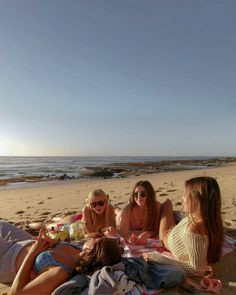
<box><xmin>185</xmin><ymin>176</ymin><xmax>223</xmax><ymax>264</ymax></box>
<box><xmin>76</xmin><ymin>237</ymin><xmax>122</xmax><ymax>274</ymax></box>
<box><xmin>129</xmin><ymin>180</ymin><xmax>158</xmax><ymax>231</ymax></box>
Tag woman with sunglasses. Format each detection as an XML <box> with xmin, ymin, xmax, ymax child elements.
<box><xmin>119</xmin><ymin>180</ymin><xmax>161</xmax><ymax>245</ymax></box>
<box><xmin>82</xmin><ymin>189</ymin><xmax>117</xmax><ymax>237</ymax></box>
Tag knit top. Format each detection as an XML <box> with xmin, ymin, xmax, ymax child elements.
<box><xmin>149</xmin><ymin>217</ymin><xmax>209</xmax><ymax>274</ymax></box>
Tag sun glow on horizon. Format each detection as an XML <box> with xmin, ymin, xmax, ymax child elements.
<box><xmin>0</xmin><ymin>136</ymin><xmax>11</xmax><ymax>156</ymax></box>
<box><xmin>0</xmin><ymin>135</ymin><xmax>30</xmax><ymax>156</ymax></box>
<box><xmin>0</xmin><ymin>135</ymin><xmax>64</xmax><ymax>157</ymax></box>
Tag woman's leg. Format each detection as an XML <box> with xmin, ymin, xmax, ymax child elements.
<box><xmin>159</xmin><ymin>199</ymin><xmax>176</xmax><ymax>247</ymax></box>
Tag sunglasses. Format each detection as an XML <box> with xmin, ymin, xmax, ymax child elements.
<box><xmin>133</xmin><ymin>191</ymin><xmax>147</xmax><ymax>198</ymax></box>
<box><xmin>90</xmin><ymin>200</ymin><xmax>106</xmax><ymax>208</ymax></box>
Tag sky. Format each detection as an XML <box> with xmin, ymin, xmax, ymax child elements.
<box><xmin>0</xmin><ymin>0</ymin><xmax>235</xmax><ymax>157</ymax></box>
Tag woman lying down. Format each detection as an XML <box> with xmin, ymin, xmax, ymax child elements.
<box><xmin>0</xmin><ymin>221</ymin><xmax>121</xmax><ymax>295</ymax></box>
<box><xmin>1</xmin><ymin>221</ymin><xmax>185</xmax><ymax>295</ymax></box>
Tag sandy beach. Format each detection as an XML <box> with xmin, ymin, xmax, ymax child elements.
<box><xmin>1</xmin><ymin>163</ymin><xmax>236</xmax><ymax>294</ymax></box>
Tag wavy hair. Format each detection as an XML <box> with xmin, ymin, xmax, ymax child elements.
<box><xmin>185</xmin><ymin>176</ymin><xmax>223</xmax><ymax>264</ymax></box>
<box><xmin>76</xmin><ymin>237</ymin><xmax>122</xmax><ymax>274</ymax></box>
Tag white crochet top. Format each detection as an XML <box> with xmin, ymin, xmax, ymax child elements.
<box><xmin>149</xmin><ymin>217</ymin><xmax>209</xmax><ymax>274</ymax></box>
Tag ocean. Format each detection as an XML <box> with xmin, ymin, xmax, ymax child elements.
<box><xmin>0</xmin><ymin>156</ymin><xmax>214</xmax><ymax>181</ymax></box>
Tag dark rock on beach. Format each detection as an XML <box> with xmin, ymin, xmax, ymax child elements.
<box><xmin>1</xmin><ymin>157</ymin><xmax>236</xmax><ymax>187</ymax></box>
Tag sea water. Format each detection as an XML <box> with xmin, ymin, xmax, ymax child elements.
<box><xmin>0</xmin><ymin>156</ymin><xmax>212</xmax><ymax>181</ymax></box>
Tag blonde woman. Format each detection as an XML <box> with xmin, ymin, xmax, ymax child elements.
<box><xmin>144</xmin><ymin>177</ymin><xmax>224</xmax><ymax>274</ymax></box>
<box><xmin>82</xmin><ymin>189</ymin><xmax>117</xmax><ymax>237</ymax></box>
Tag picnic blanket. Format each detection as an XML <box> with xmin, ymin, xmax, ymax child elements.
<box><xmin>52</xmin><ymin>239</ymin><xmax>185</xmax><ymax>295</ymax></box>
<box><xmin>52</xmin><ymin>236</ymin><xmax>236</xmax><ymax>295</ymax></box>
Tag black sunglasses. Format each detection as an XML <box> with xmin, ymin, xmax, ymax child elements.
<box><xmin>133</xmin><ymin>191</ymin><xmax>147</xmax><ymax>198</ymax></box>
<box><xmin>90</xmin><ymin>200</ymin><xmax>106</xmax><ymax>208</ymax></box>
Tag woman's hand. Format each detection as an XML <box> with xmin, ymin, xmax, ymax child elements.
<box><xmin>30</xmin><ymin>228</ymin><xmax>57</xmax><ymax>256</ymax></box>
<box><xmin>137</xmin><ymin>231</ymin><xmax>150</xmax><ymax>245</ymax></box>
<box><xmin>128</xmin><ymin>232</ymin><xmax>138</xmax><ymax>245</ymax></box>
<box><xmin>142</xmin><ymin>252</ymin><xmax>152</xmax><ymax>261</ymax></box>
<box><xmin>127</xmin><ymin>231</ymin><xmax>151</xmax><ymax>245</ymax></box>
<box><xmin>103</xmin><ymin>226</ymin><xmax>117</xmax><ymax>237</ymax></box>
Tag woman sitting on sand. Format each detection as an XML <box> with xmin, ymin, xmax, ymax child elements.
<box><xmin>143</xmin><ymin>176</ymin><xmax>224</xmax><ymax>274</ymax></box>
<box><xmin>119</xmin><ymin>180</ymin><xmax>161</xmax><ymax>244</ymax></box>
<box><xmin>82</xmin><ymin>189</ymin><xmax>117</xmax><ymax>237</ymax></box>
<box><xmin>0</xmin><ymin>221</ymin><xmax>122</xmax><ymax>295</ymax></box>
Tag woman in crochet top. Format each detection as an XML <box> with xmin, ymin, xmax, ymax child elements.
<box><xmin>144</xmin><ymin>176</ymin><xmax>224</xmax><ymax>274</ymax></box>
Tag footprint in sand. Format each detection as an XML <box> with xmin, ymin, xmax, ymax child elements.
<box><xmin>125</xmin><ymin>192</ymin><xmax>129</xmax><ymax>195</ymax></box>
<box><xmin>166</xmin><ymin>189</ymin><xmax>177</xmax><ymax>193</ymax></box>
<box><xmin>41</xmin><ymin>212</ymin><xmax>51</xmax><ymax>216</ymax></box>
<box><xmin>65</xmin><ymin>210</ymin><xmax>77</xmax><ymax>215</ymax></box>
<box><xmin>159</xmin><ymin>193</ymin><xmax>168</xmax><ymax>197</ymax></box>
<box><xmin>115</xmin><ymin>202</ymin><xmax>127</xmax><ymax>206</ymax></box>
<box><xmin>37</xmin><ymin>201</ymin><xmax>44</xmax><ymax>204</ymax></box>
<box><xmin>156</xmin><ymin>189</ymin><xmax>162</xmax><ymax>192</ymax></box>
<box><xmin>175</xmin><ymin>201</ymin><xmax>182</xmax><ymax>206</ymax></box>
<box><xmin>158</xmin><ymin>187</ymin><xmax>164</xmax><ymax>190</ymax></box>
<box><xmin>16</xmin><ymin>210</ymin><xmax>25</xmax><ymax>214</ymax></box>
<box><xmin>47</xmin><ymin>197</ymin><xmax>52</xmax><ymax>199</ymax></box>
<box><xmin>224</xmin><ymin>221</ymin><xmax>232</xmax><ymax>226</ymax></box>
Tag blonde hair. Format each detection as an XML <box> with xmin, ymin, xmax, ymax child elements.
<box><xmin>86</xmin><ymin>189</ymin><xmax>110</xmax><ymax>230</ymax></box>
<box><xmin>185</xmin><ymin>177</ymin><xmax>223</xmax><ymax>264</ymax></box>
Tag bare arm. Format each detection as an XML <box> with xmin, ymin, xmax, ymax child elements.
<box><xmin>82</xmin><ymin>206</ymin><xmax>95</xmax><ymax>234</ymax></box>
<box><xmin>118</xmin><ymin>206</ymin><xmax>130</xmax><ymax>241</ymax></box>
<box><xmin>108</xmin><ymin>205</ymin><xmax>117</xmax><ymax>228</ymax></box>
<box><xmin>10</xmin><ymin>229</ymin><xmax>67</xmax><ymax>295</ymax></box>
<box><xmin>154</xmin><ymin>201</ymin><xmax>162</xmax><ymax>234</ymax></box>
<box><xmin>159</xmin><ymin>199</ymin><xmax>176</xmax><ymax>243</ymax></box>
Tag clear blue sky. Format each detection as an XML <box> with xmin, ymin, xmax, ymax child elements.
<box><xmin>0</xmin><ymin>0</ymin><xmax>235</xmax><ymax>156</ymax></box>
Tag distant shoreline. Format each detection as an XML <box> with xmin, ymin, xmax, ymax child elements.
<box><xmin>1</xmin><ymin>156</ymin><xmax>236</xmax><ymax>189</ymax></box>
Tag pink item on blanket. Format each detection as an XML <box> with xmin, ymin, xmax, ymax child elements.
<box><xmin>73</xmin><ymin>213</ymin><xmax>83</xmax><ymax>221</ymax></box>
<box><xmin>186</xmin><ymin>273</ymin><xmax>222</xmax><ymax>294</ymax></box>
<box><xmin>122</xmin><ymin>236</ymin><xmax>236</xmax><ymax>294</ymax></box>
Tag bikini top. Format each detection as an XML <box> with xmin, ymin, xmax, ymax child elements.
<box><xmin>34</xmin><ymin>242</ymin><xmax>82</xmax><ymax>278</ymax></box>
<box><xmin>34</xmin><ymin>250</ymin><xmax>75</xmax><ymax>278</ymax></box>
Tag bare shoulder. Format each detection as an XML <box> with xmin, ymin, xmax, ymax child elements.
<box><xmin>120</xmin><ymin>204</ymin><xmax>131</xmax><ymax>219</ymax></box>
<box><xmin>108</xmin><ymin>204</ymin><xmax>115</xmax><ymax>212</ymax></box>
<box><xmin>82</xmin><ymin>206</ymin><xmax>91</xmax><ymax>217</ymax></box>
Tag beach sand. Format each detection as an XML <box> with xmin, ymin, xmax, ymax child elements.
<box><xmin>0</xmin><ymin>163</ymin><xmax>236</xmax><ymax>294</ymax></box>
